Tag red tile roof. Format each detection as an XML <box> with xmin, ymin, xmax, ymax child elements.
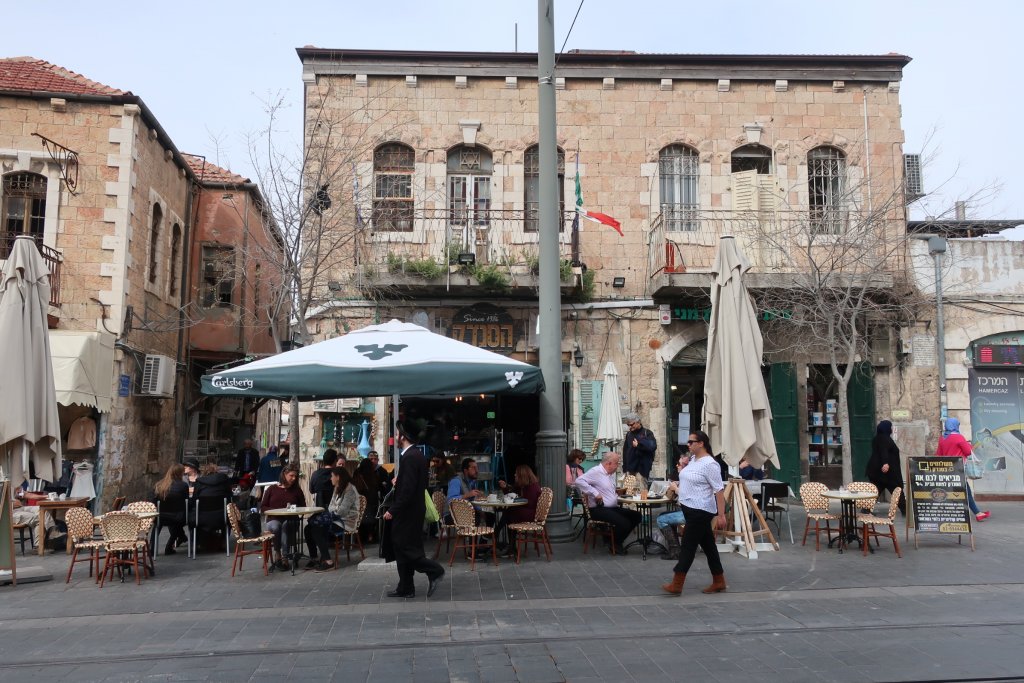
<box><xmin>0</xmin><ymin>57</ymin><xmax>127</xmax><ymax>96</ymax></box>
<box><xmin>182</xmin><ymin>153</ymin><xmax>251</xmax><ymax>185</ymax></box>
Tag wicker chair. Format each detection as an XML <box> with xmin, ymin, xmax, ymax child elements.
<box><xmin>620</xmin><ymin>474</ymin><xmax>642</xmax><ymax>496</ymax></box>
<box><xmin>64</xmin><ymin>507</ymin><xmax>104</xmax><ymax>584</ymax></box>
<box><xmin>111</xmin><ymin>496</ymin><xmax>127</xmax><ymax>512</ymax></box>
<box><xmin>226</xmin><ymin>503</ymin><xmax>273</xmax><ymax>577</ymax></box>
<box><xmin>509</xmin><ymin>487</ymin><xmax>554</xmax><ymax>564</ymax></box>
<box><xmin>123</xmin><ymin>501</ymin><xmax>157</xmax><ymax>569</ymax></box>
<box><xmin>581</xmin><ymin>501</ymin><xmax>616</xmax><ymax>555</ymax></box>
<box><xmin>846</xmin><ymin>481</ymin><xmax>879</xmax><ymax>514</ymax></box>
<box><xmin>800</xmin><ymin>482</ymin><xmax>840</xmax><ymax>551</ymax></box>
<box><xmin>332</xmin><ymin>495</ymin><xmax>368</xmax><ymax>565</ymax></box>
<box><xmin>857</xmin><ymin>487</ymin><xmax>903</xmax><ymax>558</ymax></box>
<box><xmin>98</xmin><ymin>511</ymin><xmax>149</xmax><ymax>587</ymax></box>
<box><xmin>432</xmin><ymin>490</ymin><xmax>459</xmax><ymax>559</ymax></box>
<box><xmin>448</xmin><ymin>498</ymin><xmax>498</xmax><ymax>569</ymax></box>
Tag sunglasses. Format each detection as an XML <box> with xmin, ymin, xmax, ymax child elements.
<box><xmin>686</xmin><ymin>439</ymin><xmax>701</xmax><ymax>445</ymax></box>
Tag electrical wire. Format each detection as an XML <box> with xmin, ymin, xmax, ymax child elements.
<box><xmin>555</xmin><ymin>0</ymin><xmax>585</xmax><ymax>67</ymax></box>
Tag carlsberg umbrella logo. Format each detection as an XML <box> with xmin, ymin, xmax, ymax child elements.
<box><xmin>505</xmin><ymin>371</ymin><xmax>523</xmax><ymax>388</ymax></box>
<box><xmin>211</xmin><ymin>376</ymin><xmax>254</xmax><ymax>391</ymax></box>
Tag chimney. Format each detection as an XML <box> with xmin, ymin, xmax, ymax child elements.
<box><xmin>955</xmin><ymin>201</ymin><xmax>967</xmax><ymax>220</ymax></box>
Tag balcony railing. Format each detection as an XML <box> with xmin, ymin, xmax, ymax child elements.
<box><xmin>0</xmin><ymin>234</ymin><xmax>63</xmax><ymax>307</ymax></box>
<box><xmin>647</xmin><ymin>208</ymin><xmax>888</xmax><ymax>280</ymax></box>
<box><xmin>355</xmin><ymin>208</ymin><xmax>575</xmax><ymax>284</ymax></box>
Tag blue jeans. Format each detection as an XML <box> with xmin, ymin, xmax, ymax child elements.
<box><xmin>656</xmin><ymin>510</ymin><xmax>685</xmax><ymax>530</ymax></box>
<box><xmin>966</xmin><ymin>483</ymin><xmax>981</xmax><ymax>515</ymax></box>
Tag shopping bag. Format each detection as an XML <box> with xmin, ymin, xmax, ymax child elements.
<box><xmin>965</xmin><ymin>453</ymin><xmax>984</xmax><ymax>480</ymax></box>
<box><xmin>424</xmin><ymin>490</ymin><xmax>440</xmax><ymax>523</ymax></box>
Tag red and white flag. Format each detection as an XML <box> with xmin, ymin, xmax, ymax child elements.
<box><xmin>574</xmin><ymin>153</ymin><xmax>622</xmax><ymax>236</ymax></box>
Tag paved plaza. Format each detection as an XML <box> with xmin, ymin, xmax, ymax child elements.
<box><xmin>2</xmin><ymin>502</ymin><xmax>1024</xmax><ymax>683</ymax></box>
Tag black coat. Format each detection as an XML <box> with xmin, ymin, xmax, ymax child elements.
<box><xmin>382</xmin><ymin>446</ymin><xmax>428</xmax><ymax>563</ymax></box>
<box><xmin>308</xmin><ymin>467</ymin><xmax>334</xmax><ymax>509</ymax></box>
<box><xmin>154</xmin><ymin>480</ymin><xmax>189</xmax><ymax>525</ymax></box>
<box><xmin>192</xmin><ymin>472</ymin><xmax>231</xmax><ymax>531</ymax></box>
<box><xmin>623</xmin><ymin>426</ymin><xmax>657</xmax><ymax>477</ymax></box>
<box><xmin>866</xmin><ymin>434</ymin><xmax>903</xmax><ymax>491</ymax></box>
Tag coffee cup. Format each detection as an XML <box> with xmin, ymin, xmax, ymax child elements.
<box><xmin>287</xmin><ymin>503</ymin><xmax>297</xmax><ymax>511</ymax></box>
<box><xmin>58</xmin><ymin>493</ymin><xmax>66</xmax><ymax>501</ymax></box>
<box><xmin>47</xmin><ymin>492</ymin><xmax>58</xmax><ymax>501</ymax></box>
<box><xmin>487</xmin><ymin>494</ymin><xmax>498</xmax><ymax>503</ymax></box>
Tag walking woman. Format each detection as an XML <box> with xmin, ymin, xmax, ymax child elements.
<box><xmin>662</xmin><ymin>430</ymin><xmax>728</xmax><ymax>596</ymax></box>
<box><xmin>936</xmin><ymin>417</ymin><xmax>991</xmax><ymax>521</ymax></box>
<box><xmin>866</xmin><ymin>420</ymin><xmax>906</xmax><ymax>515</ymax></box>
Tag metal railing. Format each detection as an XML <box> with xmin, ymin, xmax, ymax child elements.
<box><xmin>0</xmin><ymin>234</ymin><xmax>63</xmax><ymax>307</ymax></box>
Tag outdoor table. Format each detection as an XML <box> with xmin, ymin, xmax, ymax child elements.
<box><xmin>36</xmin><ymin>497</ymin><xmax>91</xmax><ymax>556</ymax></box>
<box><xmin>621</xmin><ymin>496</ymin><xmax>671</xmax><ymax>560</ymax></box>
<box><xmin>473</xmin><ymin>499</ymin><xmax>527</xmax><ymax>547</ymax></box>
<box><xmin>821</xmin><ymin>489</ymin><xmax>876</xmax><ymax>553</ymax></box>
<box><xmin>264</xmin><ymin>506</ymin><xmax>323</xmax><ymax>575</ymax></box>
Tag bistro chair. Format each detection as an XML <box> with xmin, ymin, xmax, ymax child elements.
<box><xmin>759</xmin><ymin>482</ymin><xmax>794</xmax><ymax>544</ymax></box>
<box><xmin>124</xmin><ymin>501</ymin><xmax>157</xmax><ymax>570</ymax></box>
<box><xmin>332</xmin><ymin>495</ymin><xmax>367</xmax><ymax>565</ymax></box>
<box><xmin>226</xmin><ymin>503</ymin><xmax>273</xmax><ymax>577</ymax></box>
<box><xmin>448</xmin><ymin>498</ymin><xmax>498</xmax><ymax>570</ymax></box>
<box><xmin>432</xmin><ymin>490</ymin><xmax>458</xmax><ymax>559</ymax></box>
<box><xmin>111</xmin><ymin>496</ymin><xmax>127</xmax><ymax>512</ymax></box>
<box><xmin>581</xmin><ymin>501</ymin><xmax>616</xmax><ymax>555</ymax></box>
<box><xmin>98</xmin><ymin>511</ymin><xmax>149</xmax><ymax>587</ymax></box>
<box><xmin>64</xmin><ymin>507</ymin><xmax>104</xmax><ymax>583</ymax></box>
<box><xmin>800</xmin><ymin>482</ymin><xmax>840</xmax><ymax>551</ymax></box>
<box><xmin>509</xmin><ymin>487</ymin><xmax>554</xmax><ymax>564</ymax></box>
<box><xmin>620</xmin><ymin>474</ymin><xmax>642</xmax><ymax>496</ymax></box>
<box><xmin>857</xmin><ymin>487</ymin><xmax>903</xmax><ymax>558</ymax></box>
<box><xmin>567</xmin><ymin>485</ymin><xmax>586</xmax><ymax>539</ymax></box>
<box><xmin>846</xmin><ymin>481</ymin><xmax>879</xmax><ymax>514</ymax></box>
<box><xmin>12</xmin><ymin>522</ymin><xmax>33</xmax><ymax>555</ymax></box>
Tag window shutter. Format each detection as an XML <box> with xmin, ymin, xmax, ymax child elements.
<box><xmin>731</xmin><ymin>170</ymin><xmax>759</xmax><ymax>212</ymax></box>
<box><xmin>756</xmin><ymin>175</ymin><xmax>778</xmax><ymax>214</ymax></box>
<box><xmin>578</xmin><ymin>380</ymin><xmax>603</xmax><ymax>455</ymax></box>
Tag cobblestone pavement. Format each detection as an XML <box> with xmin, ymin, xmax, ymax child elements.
<box><xmin>2</xmin><ymin>502</ymin><xmax>1023</xmax><ymax>682</ymax></box>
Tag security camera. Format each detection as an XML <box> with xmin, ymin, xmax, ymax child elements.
<box><xmin>939</xmin><ymin>383</ymin><xmax>947</xmax><ymax>392</ymax></box>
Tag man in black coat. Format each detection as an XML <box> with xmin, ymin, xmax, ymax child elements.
<box><xmin>382</xmin><ymin>421</ymin><xmax>445</xmax><ymax>598</ymax></box>
<box><xmin>234</xmin><ymin>439</ymin><xmax>260</xmax><ymax>478</ymax></box>
<box><xmin>622</xmin><ymin>412</ymin><xmax>658</xmax><ymax>479</ymax></box>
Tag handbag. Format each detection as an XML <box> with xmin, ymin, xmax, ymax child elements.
<box><xmin>240</xmin><ymin>511</ymin><xmax>263</xmax><ymax>538</ymax></box>
<box><xmin>965</xmin><ymin>453</ymin><xmax>984</xmax><ymax>480</ymax></box>
<box><xmin>424</xmin><ymin>490</ymin><xmax>440</xmax><ymax>524</ymax></box>
<box><xmin>309</xmin><ymin>510</ymin><xmax>335</xmax><ymax>528</ymax></box>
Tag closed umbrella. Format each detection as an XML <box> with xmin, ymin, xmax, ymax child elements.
<box><xmin>594</xmin><ymin>362</ymin><xmax>624</xmax><ymax>451</ymax></box>
<box><xmin>703</xmin><ymin>236</ymin><xmax>779</xmax><ymax>469</ymax></box>
<box><xmin>0</xmin><ymin>236</ymin><xmax>62</xmax><ymax>485</ymax></box>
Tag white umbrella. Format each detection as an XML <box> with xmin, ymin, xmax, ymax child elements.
<box><xmin>594</xmin><ymin>361</ymin><xmax>624</xmax><ymax>451</ymax></box>
<box><xmin>0</xmin><ymin>236</ymin><xmax>62</xmax><ymax>484</ymax></box>
<box><xmin>703</xmin><ymin>236</ymin><xmax>779</xmax><ymax>469</ymax></box>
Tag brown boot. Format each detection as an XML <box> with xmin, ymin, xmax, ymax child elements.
<box><xmin>702</xmin><ymin>573</ymin><xmax>727</xmax><ymax>593</ymax></box>
<box><xmin>661</xmin><ymin>572</ymin><xmax>686</xmax><ymax>595</ymax></box>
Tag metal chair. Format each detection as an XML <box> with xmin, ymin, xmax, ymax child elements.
<box><xmin>189</xmin><ymin>497</ymin><xmax>229</xmax><ymax>558</ymax></box>
<box><xmin>12</xmin><ymin>522</ymin><xmax>33</xmax><ymax>555</ymax></box>
<box><xmin>857</xmin><ymin>487</ymin><xmax>903</xmax><ymax>558</ymax></box>
<box><xmin>509</xmin><ymin>487</ymin><xmax>554</xmax><ymax>564</ymax></box>
<box><xmin>64</xmin><ymin>507</ymin><xmax>104</xmax><ymax>583</ymax></box>
<box><xmin>332</xmin><ymin>495</ymin><xmax>367</xmax><ymax>564</ymax></box>
<box><xmin>759</xmin><ymin>482</ymin><xmax>794</xmax><ymax>544</ymax></box>
<box><xmin>800</xmin><ymin>482</ymin><xmax>840</xmax><ymax>551</ymax></box>
<box><xmin>448</xmin><ymin>498</ymin><xmax>497</xmax><ymax>570</ymax></box>
<box><xmin>226</xmin><ymin>503</ymin><xmax>273</xmax><ymax>577</ymax></box>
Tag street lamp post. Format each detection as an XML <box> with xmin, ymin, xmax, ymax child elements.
<box><xmin>916</xmin><ymin>234</ymin><xmax>948</xmax><ymax>420</ymax></box>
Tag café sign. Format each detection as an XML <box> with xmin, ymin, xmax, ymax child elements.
<box><xmin>672</xmin><ymin>306</ymin><xmax>791</xmax><ymax>322</ymax></box>
<box><xmin>450</xmin><ymin>303</ymin><xmax>517</xmax><ymax>354</ymax></box>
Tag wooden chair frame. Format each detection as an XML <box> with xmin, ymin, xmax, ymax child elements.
<box><xmin>448</xmin><ymin>498</ymin><xmax>498</xmax><ymax>570</ymax></box>
<box><xmin>509</xmin><ymin>487</ymin><xmax>554</xmax><ymax>564</ymax></box>
<box><xmin>98</xmin><ymin>511</ymin><xmax>149</xmax><ymax>587</ymax></box>
<box><xmin>226</xmin><ymin>503</ymin><xmax>273</xmax><ymax>577</ymax></box>
<box><xmin>64</xmin><ymin>507</ymin><xmax>104</xmax><ymax>584</ymax></box>
<box><xmin>858</xmin><ymin>487</ymin><xmax>903</xmax><ymax>558</ymax></box>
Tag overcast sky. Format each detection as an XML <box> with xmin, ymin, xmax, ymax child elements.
<box><xmin>7</xmin><ymin>0</ymin><xmax>1022</xmax><ymax>219</ymax></box>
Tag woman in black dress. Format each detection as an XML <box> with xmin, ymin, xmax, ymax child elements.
<box><xmin>866</xmin><ymin>420</ymin><xmax>906</xmax><ymax>514</ymax></box>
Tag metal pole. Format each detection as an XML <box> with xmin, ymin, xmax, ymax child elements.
<box><xmin>536</xmin><ymin>0</ymin><xmax>570</xmax><ymax>541</ymax></box>
<box><xmin>933</xmin><ymin>245</ymin><xmax>947</xmax><ymax>420</ymax></box>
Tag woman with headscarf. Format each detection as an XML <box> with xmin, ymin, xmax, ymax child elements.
<box><xmin>866</xmin><ymin>420</ymin><xmax>906</xmax><ymax>515</ymax></box>
<box><xmin>936</xmin><ymin>417</ymin><xmax>990</xmax><ymax>521</ymax></box>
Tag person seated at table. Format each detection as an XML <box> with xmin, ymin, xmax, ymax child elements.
<box><xmin>193</xmin><ymin>463</ymin><xmax>232</xmax><ymax>552</ymax></box>
<box><xmin>738</xmin><ymin>457</ymin><xmax>765</xmax><ymax>481</ymax></box>
<box><xmin>352</xmin><ymin>457</ymin><xmax>381</xmax><ymax>544</ymax></box>
<box><xmin>153</xmin><ymin>463</ymin><xmax>189</xmax><ymax>554</ymax></box>
<box><xmin>260</xmin><ymin>465</ymin><xmax>307</xmax><ymax>571</ymax></box>
<box><xmin>11</xmin><ymin>490</ymin><xmax>55</xmax><ymax>551</ymax></box>
<box><xmin>446</xmin><ymin>457</ymin><xmax>486</xmax><ymax>513</ymax></box>
<box><xmin>657</xmin><ymin>453</ymin><xmax>690</xmax><ymax>560</ymax></box>
<box><xmin>431</xmin><ymin>455</ymin><xmax>456</xmax><ymax>495</ymax></box>
<box><xmin>301</xmin><ymin>449</ymin><xmax>339</xmax><ymax>567</ymax></box>
<box><xmin>306</xmin><ymin>467</ymin><xmax>360</xmax><ymax>572</ymax></box>
<box><xmin>494</xmin><ymin>464</ymin><xmax>542</xmax><ymax>556</ymax></box>
<box><xmin>566</xmin><ymin>449</ymin><xmax>585</xmax><ymax>486</ymax></box>
<box><xmin>574</xmin><ymin>451</ymin><xmax>642</xmax><ymax>555</ymax></box>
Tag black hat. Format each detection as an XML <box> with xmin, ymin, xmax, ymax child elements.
<box><xmin>183</xmin><ymin>459</ymin><xmax>201</xmax><ymax>472</ymax></box>
<box><xmin>395</xmin><ymin>419</ymin><xmax>427</xmax><ymax>443</ymax></box>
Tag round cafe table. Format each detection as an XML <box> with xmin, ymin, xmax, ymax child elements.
<box><xmin>621</xmin><ymin>496</ymin><xmax>671</xmax><ymax>560</ymax></box>
<box><xmin>473</xmin><ymin>499</ymin><xmax>527</xmax><ymax>547</ymax></box>
<box><xmin>821</xmin><ymin>489</ymin><xmax>876</xmax><ymax>553</ymax></box>
<box><xmin>264</xmin><ymin>506</ymin><xmax>324</xmax><ymax>574</ymax></box>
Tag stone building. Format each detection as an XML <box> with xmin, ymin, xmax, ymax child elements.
<box><xmin>294</xmin><ymin>48</ymin><xmax>923</xmax><ymax>491</ymax></box>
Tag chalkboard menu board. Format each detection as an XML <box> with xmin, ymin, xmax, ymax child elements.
<box><xmin>907</xmin><ymin>456</ymin><xmax>972</xmax><ymax>534</ymax></box>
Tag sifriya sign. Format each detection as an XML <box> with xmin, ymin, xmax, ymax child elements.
<box><xmin>450</xmin><ymin>303</ymin><xmax>517</xmax><ymax>354</ymax></box>
<box><xmin>210</xmin><ymin>376</ymin><xmax>254</xmax><ymax>391</ymax></box>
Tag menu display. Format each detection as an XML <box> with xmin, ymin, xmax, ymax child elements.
<box><xmin>907</xmin><ymin>456</ymin><xmax>972</xmax><ymax>534</ymax></box>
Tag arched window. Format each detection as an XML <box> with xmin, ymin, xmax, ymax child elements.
<box><xmin>372</xmin><ymin>143</ymin><xmax>414</xmax><ymax>232</ymax></box>
<box><xmin>148</xmin><ymin>203</ymin><xmax>162</xmax><ymax>285</ymax></box>
<box><xmin>447</xmin><ymin>145</ymin><xmax>493</xmax><ymax>247</ymax></box>
<box><xmin>659</xmin><ymin>145</ymin><xmax>699</xmax><ymax>231</ymax></box>
<box><xmin>524</xmin><ymin>145</ymin><xmax>565</xmax><ymax>233</ymax></box>
<box><xmin>731</xmin><ymin>144</ymin><xmax>772</xmax><ymax>174</ymax></box>
<box><xmin>808</xmin><ymin>146</ymin><xmax>847</xmax><ymax>233</ymax></box>
<box><xmin>2</xmin><ymin>172</ymin><xmax>47</xmax><ymax>256</ymax></box>
<box><xmin>168</xmin><ymin>222</ymin><xmax>181</xmax><ymax>298</ymax></box>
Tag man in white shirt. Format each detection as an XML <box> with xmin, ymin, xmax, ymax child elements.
<box><xmin>573</xmin><ymin>451</ymin><xmax>641</xmax><ymax>554</ymax></box>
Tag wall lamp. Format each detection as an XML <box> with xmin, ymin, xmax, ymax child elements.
<box><xmin>612</xmin><ymin>276</ymin><xmax>626</xmax><ymax>288</ymax></box>
<box><xmin>573</xmin><ymin>345</ymin><xmax>585</xmax><ymax>368</ymax></box>
<box><xmin>457</xmin><ymin>252</ymin><xmax>476</xmax><ymax>266</ymax></box>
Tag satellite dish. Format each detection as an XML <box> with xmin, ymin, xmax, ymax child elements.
<box><xmin>411</xmin><ymin>310</ymin><xmax>430</xmax><ymax>329</ymax></box>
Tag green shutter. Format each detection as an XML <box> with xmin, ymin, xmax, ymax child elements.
<box><xmin>768</xmin><ymin>363</ymin><xmax>801</xmax><ymax>493</ymax></box>
<box><xmin>847</xmin><ymin>362</ymin><xmax>876</xmax><ymax>480</ymax></box>
<box><xmin>578</xmin><ymin>380</ymin><xmax>603</xmax><ymax>456</ymax></box>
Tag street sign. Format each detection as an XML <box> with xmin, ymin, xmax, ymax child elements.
<box><xmin>906</xmin><ymin>456</ymin><xmax>974</xmax><ymax>550</ymax></box>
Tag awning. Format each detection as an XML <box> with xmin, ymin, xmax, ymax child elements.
<box><xmin>49</xmin><ymin>330</ymin><xmax>115</xmax><ymax>412</ymax></box>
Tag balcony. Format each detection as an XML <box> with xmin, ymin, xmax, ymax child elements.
<box><xmin>0</xmin><ymin>234</ymin><xmax>63</xmax><ymax>308</ymax></box>
<box><xmin>353</xmin><ymin>208</ymin><xmax>579</xmax><ymax>298</ymax></box>
<box><xmin>646</xmin><ymin>209</ymin><xmax>897</xmax><ymax>298</ymax></box>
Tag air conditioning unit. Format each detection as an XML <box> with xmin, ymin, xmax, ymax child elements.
<box><xmin>904</xmin><ymin>154</ymin><xmax>924</xmax><ymax>201</ymax></box>
<box><xmin>140</xmin><ymin>354</ymin><xmax>175</xmax><ymax>397</ymax></box>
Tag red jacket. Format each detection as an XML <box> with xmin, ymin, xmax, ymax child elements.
<box><xmin>936</xmin><ymin>433</ymin><xmax>972</xmax><ymax>458</ymax></box>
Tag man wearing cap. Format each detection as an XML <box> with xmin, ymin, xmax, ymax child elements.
<box><xmin>234</xmin><ymin>439</ymin><xmax>260</xmax><ymax>478</ymax></box>
<box><xmin>622</xmin><ymin>412</ymin><xmax>657</xmax><ymax>479</ymax></box>
<box><xmin>382</xmin><ymin>420</ymin><xmax>445</xmax><ymax>599</ymax></box>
